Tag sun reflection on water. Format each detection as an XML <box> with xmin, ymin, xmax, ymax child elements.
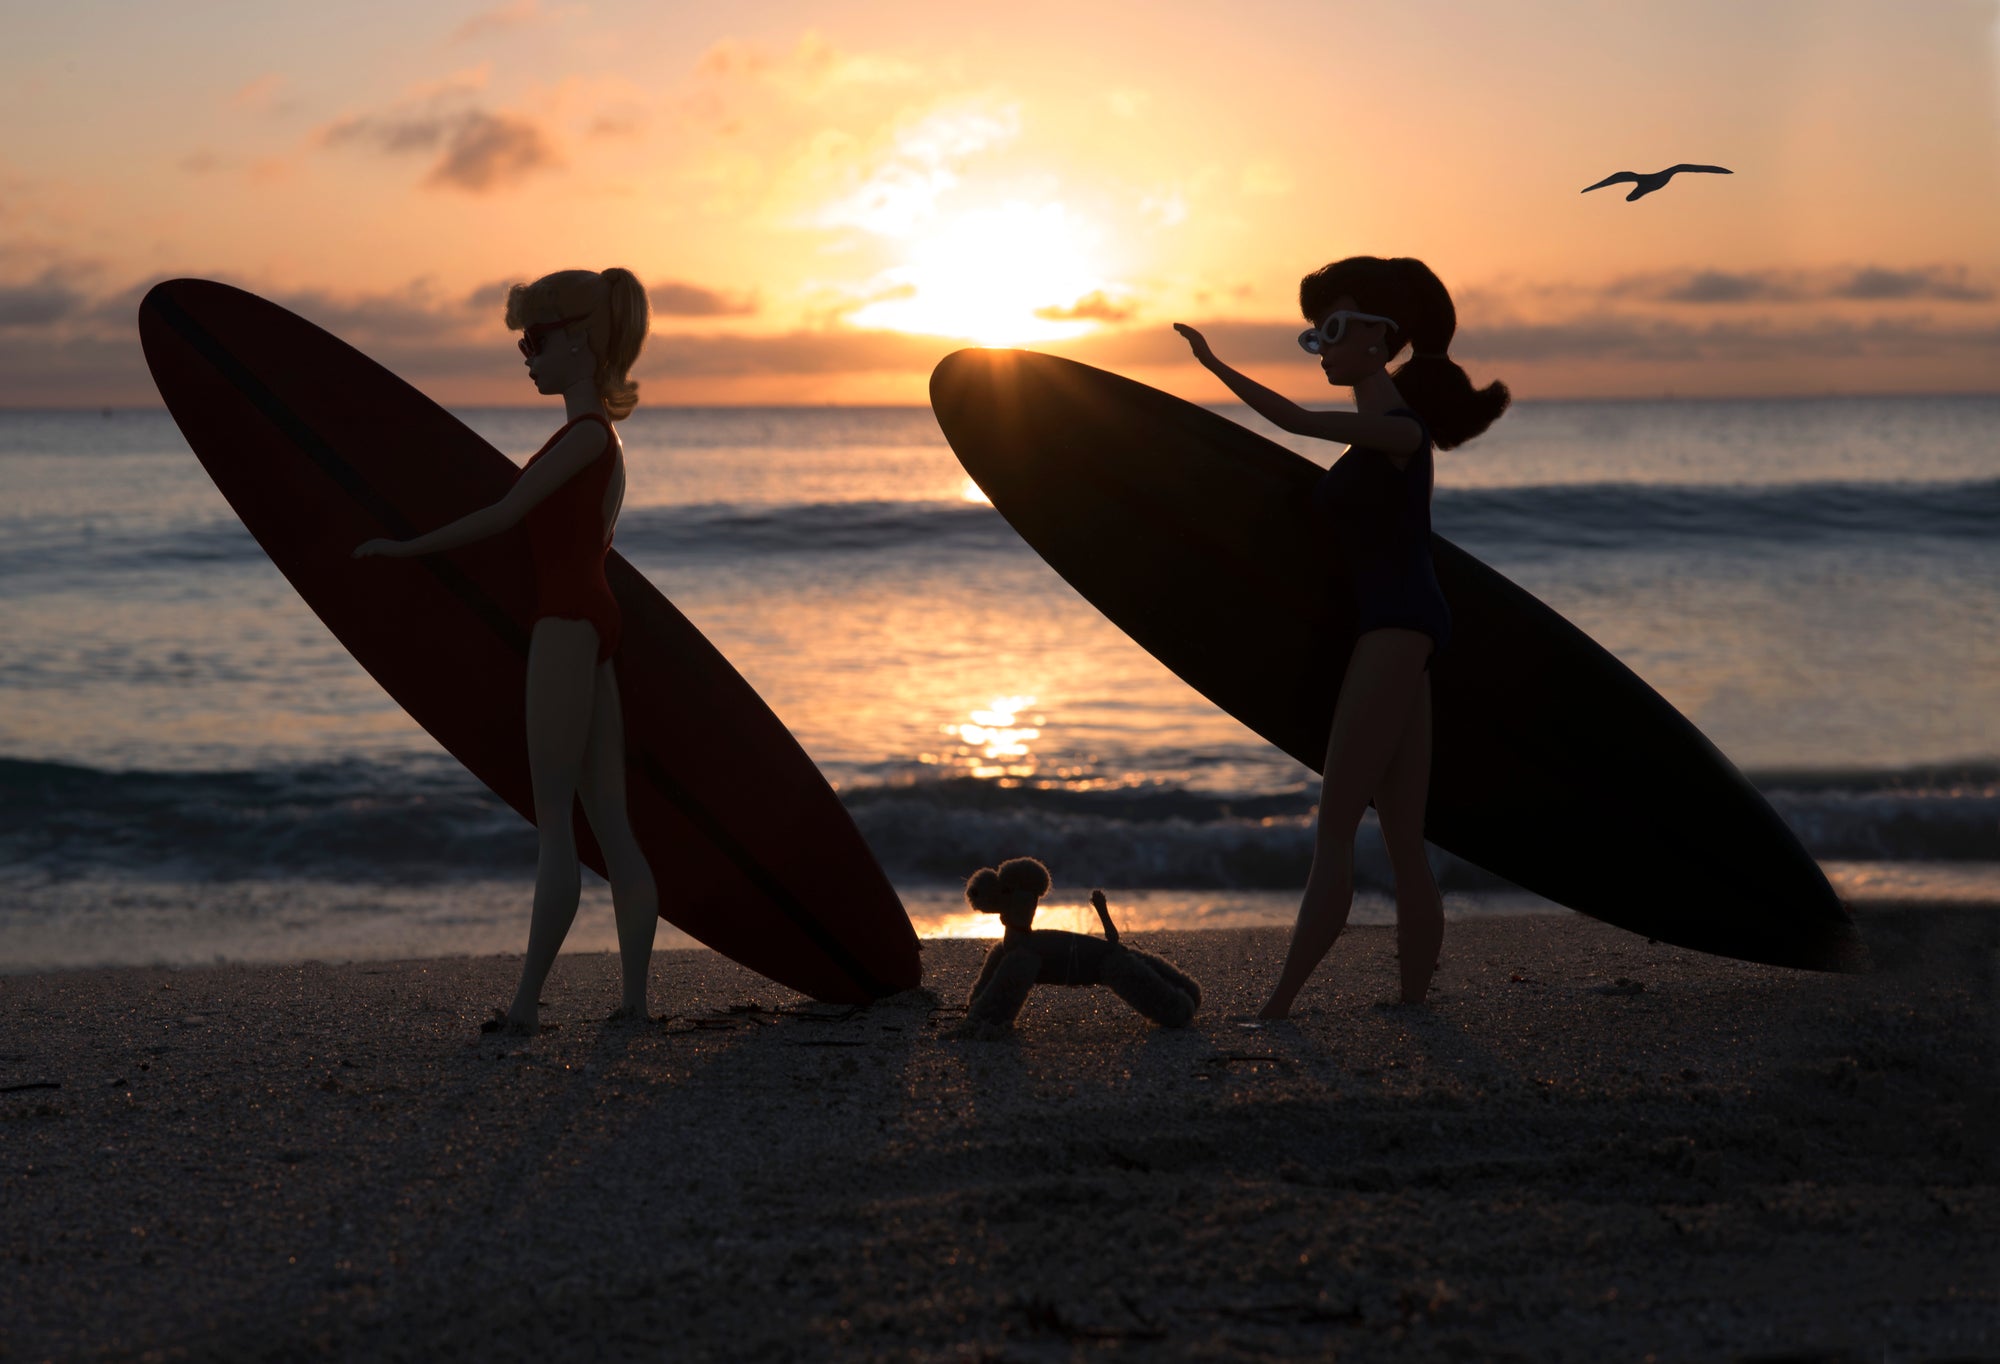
<box><xmin>937</xmin><ymin>694</ymin><xmax>1044</xmax><ymax>781</ymax></box>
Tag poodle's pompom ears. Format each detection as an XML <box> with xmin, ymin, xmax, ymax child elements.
<box><xmin>996</xmin><ymin>857</ymin><xmax>1052</xmax><ymax>898</ymax></box>
<box><xmin>964</xmin><ymin>856</ymin><xmax>1052</xmax><ymax>911</ymax></box>
<box><xmin>964</xmin><ymin>866</ymin><xmax>1002</xmax><ymax>910</ymax></box>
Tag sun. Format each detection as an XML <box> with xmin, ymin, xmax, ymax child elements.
<box><xmin>848</xmin><ymin>201</ymin><xmax>1114</xmax><ymax>346</ymax></box>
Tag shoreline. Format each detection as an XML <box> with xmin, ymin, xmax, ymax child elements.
<box><xmin>4</xmin><ymin>885</ymin><xmax>1988</xmax><ymax>978</ymax></box>
<box><xmin>4</xmin><ymin>908</ymin><xmax>1995</xmax><ymax>1361</ymax></box>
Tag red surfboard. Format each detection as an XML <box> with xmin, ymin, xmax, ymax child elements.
<box><xmin>139</xmin><ymin>278</ymin><xmax>918</xmax><ymax>1003</ymax></box>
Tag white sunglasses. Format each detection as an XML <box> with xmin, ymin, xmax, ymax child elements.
<box><xmin>1297</xmin><ymin>310</ymin><xmax>1399</xmax><ymax>355</ymax></box>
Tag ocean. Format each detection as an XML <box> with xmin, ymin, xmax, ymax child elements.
<box><xmin>3</xmin><ymin>396</ymin><xmax>1996</xmax><ymax>970</ymax></box>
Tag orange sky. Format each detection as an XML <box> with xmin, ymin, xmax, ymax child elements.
<box><xmin>4</xmin><ymin>0</ymin><xmax>1998</xmax><ymax>405</ymax></box>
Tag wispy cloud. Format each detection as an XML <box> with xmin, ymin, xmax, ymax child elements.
<box><xmin>425</xmin><ymin>111</ymin><xmax>559</xmax><ymax>191</ymax></box>
<box><xmin>809</xmin><ymin>101</ymin><xmax>1021</xmax><ymax>238</ymax></box>
<box><xmin>0</xmin><ymin>272</ymin><xmax>86</xmax><ymax>327</ymax></box>
<box><xmin>319</xmin><ymin>80</ymin><xmax>560</xmax><ymax>193</ymax></box>
<box><xmin>229</xmin><ymin>74</ymin><xmax>298</xmax><ymax>118</ymax></box>
<box><xmin>694</xmin><ymin>31</ymin><xmax>926</xmax><ymax>102</ymax></box>
<box><xmin>1035</xmin><ymin>291</ymin><xmax>1136</xmax><ymax>324</ymax></box>
<box><xmin>451</xmin><ymin>0</ymin><xmax>549</xmax><ymax>43</ymax></box>
<box><xmin>650</xmin><ymin>282</ymin><xmax>758</xmax><ymax>318</ymax></box>
<box><xmin>1833</xmin><ymin>266</ymin><xmax>1993</xmax><ymax>302</ymax></box>
<box><xmin>1609</xmin><ymin>265</ymin><xmax>1995</xmax><ymax>306</ymax></box>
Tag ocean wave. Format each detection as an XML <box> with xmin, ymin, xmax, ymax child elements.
<box><xmin>4</xmin><ymin>756</ymin><xmax>1993</xmax><ymax>889</ymax></box>
<box><xmin>1437</xmin><ymin>478</ymin><xmax>2000</xmax><ymax>552</ymax></box>
<box><xmin>613</xmin><ymin>499</ymin><xmax>1022</xmax><ymax>558</ymax></box>
<box><xmin>10</xmin><ymin>478</ymin><xmax>1993</xmax><ymax>584</ymax></box>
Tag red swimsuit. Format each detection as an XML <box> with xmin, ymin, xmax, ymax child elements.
<box><xmin>520</xmin><ymin>412</ymin><xmax>622</xmax><ymax>662</ymax></box>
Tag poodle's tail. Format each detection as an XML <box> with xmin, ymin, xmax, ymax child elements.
<box><xmin>1090</xmin><ymin>889</ymin><xmax>1119</xmax><ymax>945</ymax></box>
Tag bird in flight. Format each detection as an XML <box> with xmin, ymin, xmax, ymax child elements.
<box><xmin>1581</xmin><ymin>164</ymin><xmax>1733</xmax><ymax>201</ymax></box>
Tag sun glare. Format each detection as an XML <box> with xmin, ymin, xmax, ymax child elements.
<box><xmin>849</xmin><ymin>202</ymin><xmax>1112</xmax><ymax>346</ymax></box>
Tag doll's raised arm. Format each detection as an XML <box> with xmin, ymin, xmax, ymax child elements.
<box><xmin>1172</xmin><ymin>323</ymin><xmax>1422</xmax><ymax>455</ymax></box>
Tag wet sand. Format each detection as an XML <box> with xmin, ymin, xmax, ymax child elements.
<box><xmin>3</xmin><ymin>908</ymin><xmax>1996</xmax><ymax>1362</ymax></box>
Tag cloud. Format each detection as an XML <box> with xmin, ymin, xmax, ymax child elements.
<box><xmin>639</xmin><ymin>327</ymin><xmax>953</xmax><ymax>377</ymax></box>
<box><xmin>1610</xmin><ymin>264</ymin><xmax>1994</xmax><ymax>306</ymax></box>
<box><xmin>1034</xmin><ymin>291</ymin><xmax>1137</xmax><ymax>324</ymax></box>
<box><xmin>320</xmin><ymin>106</ymin><xmax>559</xmax><ymax>192</ymax></box>
<box><xmin>424</xmin><ymin>111</ymin><xmax>559</xmax><ymax>191</ymax></box>
<box><xmin>695</xmin><ymin>31</ymin><xmax>925</xmax><ymax>101</ymax></box>
<box><xmin>587</xmin><ymin>105</ymin><xmax>648</xmax><ymax>139</ymax></box>
<box><xmin>650</xmin><ymin>282</ymin><xmax>758</xmax><ymax>318</ymax></box>
<box><xmin>810</xmin><ymin>101</ymin><xmax>1021</xmax><ymax>237</ymax></box>
<box><xmin>1037</xmin><ymin>310</ymin><xmax>2000</xmax><ymax>373</ymax></box>
<box><xmin>1455</xmin><ymin>314</ymin><xmax>2000</xmax><ymax>364</ymax></box>
<box><xmin>1834</xmin><ymin>266</ymin><xmax>1993</xmax><ymax>302</ymax></box>
<box><xmin>229</xmin><ymin>74</ymin><xmax>297</xmax><ymax>117</ymax></box>
<box><xmin>451</xmin><ymin>0</ymin><xmax>551</xmax><ymax>42</ymax></box>
<box><xmin>1658</xmin><ymin>270</ymin><xmax>1802</xmax><ymax>304</ymax></box>
<box><xmin>0</xmin><ymin>272</ymin><xmax>85</xmax><ymax>327</ymax></box>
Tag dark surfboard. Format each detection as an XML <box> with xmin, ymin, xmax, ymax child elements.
<box><xmin>140</xmin><ymin>278</ymin><xmax>919</xmax><ymax>1002</ymax></box>
<box><xmin>931</xmin><ymin>348</ymin><xmax>1858</xmax><ymax>971</ymax></box>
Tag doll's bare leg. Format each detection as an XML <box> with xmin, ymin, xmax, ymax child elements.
<box><xmin>577</xmin><ymin>659</ymin><xmax>658</xmax><ymax>1020</ymax></box>
<box><xmin>1103</xmin><ymin>952</ymin><xmax>1196</xmax><ymax>1027</ymax></box>
<box><xmin>1376</xmin><ymin>672</ymin><xmax>1443</xmax><ymax>1004</ymax></box>
<box><xmin>1260</xmin><ymin>630</ymin><xmax>1430</xmax><ymax>1019</ymax></box>
<box><xmin>505</xmin><ymin>619</ymin><xmax>601</xmax><ymax>1034</ymax></box>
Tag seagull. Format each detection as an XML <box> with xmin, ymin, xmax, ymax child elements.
<box><xmin>1581</xmin><ymin>164</ymin><xmax>1733</xmax><ymax>201</ymax></box>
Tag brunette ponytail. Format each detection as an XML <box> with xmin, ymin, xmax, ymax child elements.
<box><xmin>1300</xmin><ymin>255</ymin><xmax>1510</xmax><ymax>449</ymax></box>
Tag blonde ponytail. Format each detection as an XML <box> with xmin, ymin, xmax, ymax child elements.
<box><xmin>503</xmin><ymin>267</ymin><xmax>652</xmax><ymax>421</ymax></box>
<box><xmin>597</xmin><ymin>267</ymin><xmax>649</xmax><ymax>421</ymax></box>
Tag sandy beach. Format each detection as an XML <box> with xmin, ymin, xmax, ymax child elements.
<box><xmin>4</xmin><ymin>907</ymin><xmax>1996</xmax><ymax>1363</ymax></box>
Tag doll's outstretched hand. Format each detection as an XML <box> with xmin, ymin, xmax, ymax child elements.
<box><xmin>1173</xmin><ymin>322</ymin><xmax>1216</xmax><ymax>368</ymax></box>
<box><xmin>352</xmin><ymin>538</ymin><xmax>409</xmax><ymax>559</ymax></box>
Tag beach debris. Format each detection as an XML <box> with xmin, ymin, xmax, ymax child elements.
<box><xmin>1194</xmin><ymin>1052</ymin><xmax>1294</xmax><ymax>1083</ymax></box>
<box><xmin>784</xmin><ymin>1039</ymin><xmax>869</xmax><ymax>1048</ymax></box>
<box><xmin>1581</xmin><ymin>164</ymin><xmax>1732</xmax><ymax>201</ymax></box>
<box><xmin>2</xmin><ymin>1081</ymin><xmax>62</xmax><ymax>1094</ymax></box>
<box><xmin>1205</xmin><ymin>1297</ymin><xmax>1364</xmax><ymax>1327</ymax></box>
<box><xmin>767</xmin><ymin>1003</ymin><xmax>866</xmax><ymax>1023</ymax></box>
<box><xmin>1591</xmin><ymin>977</ymin><xmax>1647</xmax><ymax>995</ymax></box>
<box><xmin>1019</xmin><ymin>1293</ymin><xmax>1166</xmax><ymax>1343</ymax></box>
<box><xmin>658</xmin><ymin>1003</ymin><xmax>793</xmax><ymax>1035</ymax></box>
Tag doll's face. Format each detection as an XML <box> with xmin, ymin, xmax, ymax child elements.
<box><xmin>521</xmin><ymin>317</ymin><xmax>596</xmax><ymax>395</ymax></box>
<box><xmin>1306</xmin><ymin>294</ymin><xmax>1398</xmax><ymax>387</ymax></box>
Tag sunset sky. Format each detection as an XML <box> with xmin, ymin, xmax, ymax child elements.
<box><xmin>5</xmin><ymin>0</ymin><xmax>1998</xmax><ymax>405</ymax></box>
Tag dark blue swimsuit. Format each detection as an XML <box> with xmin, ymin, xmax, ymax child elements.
<box><xmin>1309</xmin><ymin>407</ymin><xmax>1451</xmax><ymax>662</ymax></box>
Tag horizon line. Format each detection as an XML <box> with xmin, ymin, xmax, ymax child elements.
<box><xmin>11</xmin><ymin>387</ymin><xmax>2000</xmax><ymax>415</ymax></box>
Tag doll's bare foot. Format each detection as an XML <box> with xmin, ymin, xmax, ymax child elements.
<box><xmin>480</xmin><ymin>1006</ymin><xmax>537</xmax><ymax>1036</ymax></box>
<box><xmin>605</xmin><ymin>1002</ymin><xmax>649</xmax><ymax>1026</ymax></box>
